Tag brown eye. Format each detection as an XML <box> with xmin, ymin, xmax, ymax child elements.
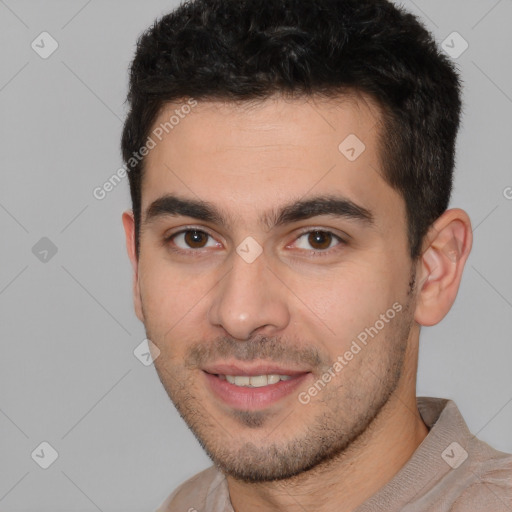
<box><xmin>293</xmin><ymin>230</ymin><xmax>344</xmax><ymax>254</ymax></box>
<box><xmin>307</xmin><ymin>231</ymin><xmax>333</xmax><ymax>250</ymax></box>
<box><xmin>183</xmin><ymin>230</ymin><xmax>209</xmax><ymax>248</ymax></box>
<box><xmin>168</xmin><ymin>229</ymin><xmax>218</xmax><ymax>251</ymax></box>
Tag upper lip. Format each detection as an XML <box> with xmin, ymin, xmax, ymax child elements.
<box><xmin>202</xmin><ymin>362</ymin><xmax>311</xmax><ymax>377</ymax></box>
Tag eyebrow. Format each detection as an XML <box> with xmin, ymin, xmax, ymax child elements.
<box><xmin>144</xmin><ymin>194</ymin><xmax>374</xmax><ymax>230</ymax></box>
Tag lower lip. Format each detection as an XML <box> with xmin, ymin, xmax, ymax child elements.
<box><xmin>203</xmin><ymin>371</ymin><xmax>310</xmax><ymax>410</ymax></box>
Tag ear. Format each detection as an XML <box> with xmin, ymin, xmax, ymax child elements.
<box><xmin>414</xmin><ymin>208</ymin><xmax>473</xmax><ymax>326</ymax></box>
<box><xmin>122</xmin><ymin>210</ymin><xmax>144</xmax><ymax>323</ymax></box>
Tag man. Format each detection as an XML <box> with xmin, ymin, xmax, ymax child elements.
<box><xmin>120</xmin><ymin>0</ymin><xmax>512</xmax><ymax>510</ymax></box>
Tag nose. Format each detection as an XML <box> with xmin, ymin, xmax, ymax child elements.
<box><xmin>207</xmin><ymin>248</ymin><xmax>290</xmax><ymax>341</ymax></box>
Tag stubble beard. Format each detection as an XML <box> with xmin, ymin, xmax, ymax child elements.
<box><xmin>146</xmin><ymin>277</ymin><xmax>416</xmax><ymax>483</ymax></box>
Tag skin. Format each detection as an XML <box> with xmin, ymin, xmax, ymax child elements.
<box><xmin>123</xmin><ymin>94</ymin><xmax>472</xmax><ymax>512</ymax></box>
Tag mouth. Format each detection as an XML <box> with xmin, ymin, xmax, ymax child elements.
<box><xmin>216</xmin><ymin>373</ymin><xmax>294</xmax><ymax>387</ymax></box>
<box><xmin>202</xmin><ymin>363</ymin><xmax>312</xmax><ymax>410</ymax></box>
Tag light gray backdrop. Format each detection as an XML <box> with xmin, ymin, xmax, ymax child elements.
<box><xmin>1</xmin><ymin>1</ymin><xmax>511</xmax><ymax>511</ymax></box>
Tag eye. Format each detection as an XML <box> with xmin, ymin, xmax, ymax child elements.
<box><xmin>167</xmin><ymin>229</ymin><xmax>220</xmax><ymax>251</ymax></box>
<box><xmin>293</xmin><ymin>230</ymin><xmax>344</xmax><ymax>252</ymax></box>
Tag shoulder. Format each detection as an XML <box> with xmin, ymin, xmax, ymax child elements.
<box><xmin>155</xmin><ymin>465</ymin><xmax>228</xmax><ymax>512</ymax></box>
<box><xmin>452</xmin><ymin>444</ymin><xmax>512</xmax><ymax>511</ymax></box>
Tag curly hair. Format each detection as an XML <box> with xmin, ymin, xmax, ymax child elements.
<box><xmin>121</xmin><ymin>0</ymin><xmax>462</xmax><ymax>259</ymax></box>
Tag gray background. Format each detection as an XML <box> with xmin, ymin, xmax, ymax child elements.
<box><xmin>0</xmin><ymin>0</ymin><xmax>511</xmax><ymax>510</ymax></box>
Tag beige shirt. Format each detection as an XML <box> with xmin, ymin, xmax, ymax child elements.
<box><xmin>156</xmin><ymin>397</ymin><xmax>512</xmax><ymax>511</ymax></box>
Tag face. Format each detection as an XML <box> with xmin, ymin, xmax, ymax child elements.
<box><xmin>128</xmin><ymin>95</ymin><xmax>418</xmax><ymax>482</ymax></box>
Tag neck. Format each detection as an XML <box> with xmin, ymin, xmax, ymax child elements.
<box><xmin>226</xmin><ymin>344</ymin><xmax>428</xmax><ymax>512</ymax></box>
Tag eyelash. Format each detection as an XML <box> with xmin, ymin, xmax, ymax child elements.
<box><xmin>163</xmin><ymin>227</ymin><xmax>347</xmax><ymax>258</ymax></box>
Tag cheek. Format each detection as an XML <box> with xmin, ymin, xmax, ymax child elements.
<box><xmin>138</xmin><ymin>259</ymin><xmax>190</xmax><ymax>327</ymax></box>
<box><xmin>138</xmin><ymin>256</ymin><xmax>217</xmax><ymax>343</ymax></box>
<box><xmin>291</xmin><ymin>262</ymin><xmax>401</xmax><ymax>346</ymax></box>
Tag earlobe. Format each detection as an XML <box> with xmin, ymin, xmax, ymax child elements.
<box><xmin>122</xmin><ymin>210</ymin><xmax>145</xmax><ymax>323</ymax></box>
<box><xmin>414</xmin><ymin>209</ymin><xmax>473</xmax><ymax>326</ymax></box>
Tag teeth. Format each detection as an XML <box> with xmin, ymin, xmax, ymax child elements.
<box><xmin>221</xmin><ymin>374</ymin><xmax>293</xmax><ymax>387</ymax></box>
<box><xmin>267</xmin><ymin>374</ymin><xmax>281</xmax><ymax>385</ymax></box>
<box><xmin>248</xmin><ymin>375</ymin><xmax>267</xmax><ymax>387</ymax></box>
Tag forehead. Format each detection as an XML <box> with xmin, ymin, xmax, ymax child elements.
<box><xmin>141</xmin><ymin>94</ymin><xmax>403</xmax><ymax>231</ymax></box>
